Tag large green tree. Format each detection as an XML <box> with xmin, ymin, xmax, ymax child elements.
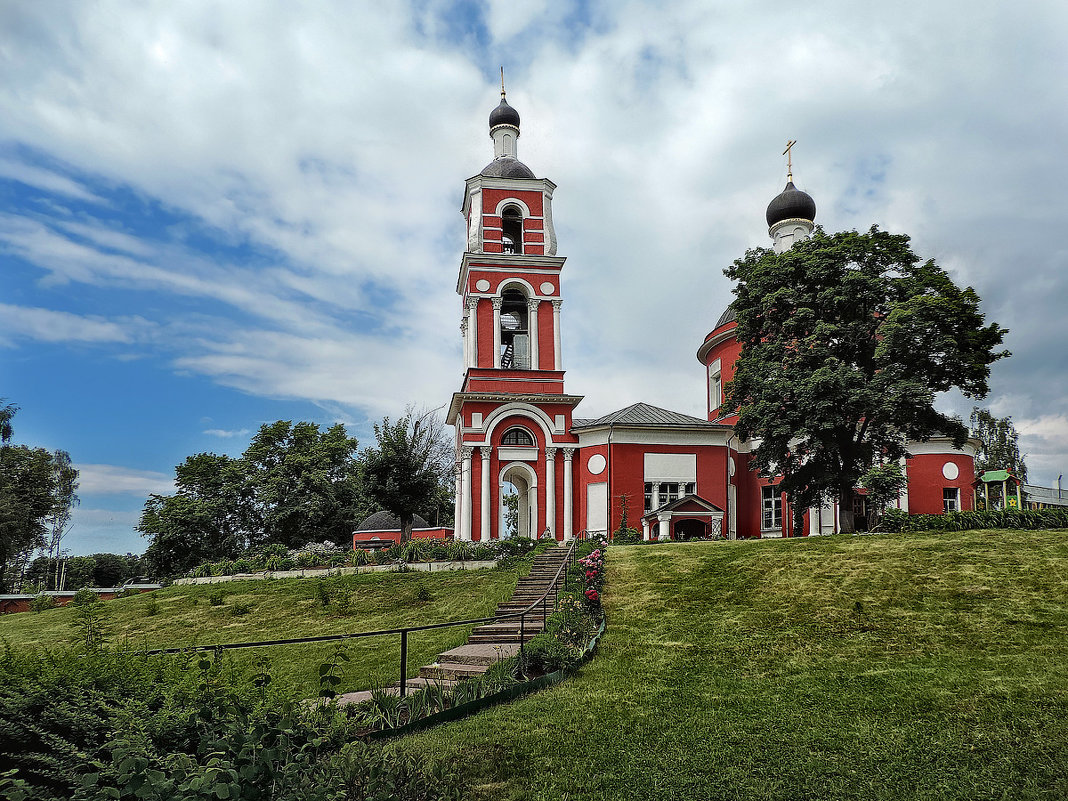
<box><xmin>723</xmin><ymin>226</ymin><xmax>1008</xmax><ymax>533</ymax></box>
<box><xmin>139</xmin><ymin>421</ymin><xmax>368</xmax><ymax>576</ymax></box>
<box><xmin>0</xmin><ymin>402</ymin><xmax>79</xmax><ymax>592</ymax></box>
<box><xmin>361</xmin><ymin>410</ymin><xmax>452</xmax><ymax>543</ymax></box>
<box><xmin>970</xmin><ymin>407</ymin><xmax>1028</xmax><ymax>480</ymax></box>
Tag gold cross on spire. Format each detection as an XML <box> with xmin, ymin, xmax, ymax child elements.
<box><xmin>782</xmin><ymin>139</ymin><xmax>797</xmax><ymax>182</ymax></box>
<box><xmin>500</xmin><ymin>66</ymin><xmax>506</xmax><ymax>99</ymax></box>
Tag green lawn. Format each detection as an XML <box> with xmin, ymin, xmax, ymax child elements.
<box><xmin>0</xmin><ymin>567</ymin><xmax>519</xmax><ymax>697</ymax></box>
<box><xmin>397</xmin><ymin>530</ymin><xmax>1068</xmax><ymax>800</ymax></box>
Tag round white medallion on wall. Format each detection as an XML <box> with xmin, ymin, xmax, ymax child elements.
<box><xmin>728</xmin><ymin>457</ymin><xmax>736</xmax><ymax>477</ymax></box>
<box><xmin>587</xmin><ymin>454</ymin><xmax>606</xmax><ymax>475</ymax></box>
<box><xmin>475</xmin><ymin>279</ymin><xmax>491</xmax><ymax>292</ymax></box>
<box><xmin>539</xmin><ymin>282</ymin><xmax>555</xmax><ymax>295</ymax></box>
<box><xmin>942</xmin><ymin>462</ymin><xmax>959</xmax><ymax>480</ymax></box>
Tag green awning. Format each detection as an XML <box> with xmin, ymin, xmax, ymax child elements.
<box><xmin>979</xmin><ymin>469</ymin><xmax>1015</xmax><ymax>483</ymax></box>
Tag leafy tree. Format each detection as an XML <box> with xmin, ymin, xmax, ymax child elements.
<box><xmin>502</xmin><ymin>491</ymin><xmax>519</xmax><ymax>537</ymax></box>
<box><xmin>362</xmin><ymin>410</ymin><xmax>452</xmax><ymax>543</ymax></box>
<box><xmin>0</xmin><ymin>403</ymin><xmax>78</xmax><ymax>592</ymax></box>
<box><xmin>860</xmin><ymin>461</ymin><xmax>909</xmax><ymax>529</ymax></box>
<box><xmin>970</xmin><ymin>407</ymin><xmax>1028</xmax><ymax>480</ymax></box>
<box><xmin>139</xmin><ymin>421</ymin><xmax>369</xmax><ymax>576</ymax></box>
<box><xmin>723</xmin><ymin>226</ymin><xmax>1008</xmax><ymax>533</ymax></box>
<box><xmin>44</xmin><ymin>449</ymin><xmax>79</xmax><ymax>589</ymax></box>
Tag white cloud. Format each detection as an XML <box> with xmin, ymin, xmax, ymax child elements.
<box><xmin>203</xmin><ymin>428</ymin><xmax>251</xmax><ymax>438</ymax></box>
<box><xmin>0</xmin><ymin>303</ymin><xmax>140</xmax><ymax>344</ymax></box>
<box><xmin>74</xmin><ymin>464</ymin><xmax>175</xmax><ymax>496</ymax></box>
<box><xmin>0</xmin><ymin>158</ymin><xmax>101</xmax><ymax>202</ymax></box>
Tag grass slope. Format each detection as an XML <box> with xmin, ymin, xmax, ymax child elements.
<box><xmin>399</xmin><ymin>530</ymin><xmax>1068</xmax><ymax>800</ymax></box>
<box><xmin>0</xmin><ymin>567</ymin><xmax>518</xmax><ymax>697</ymax></box>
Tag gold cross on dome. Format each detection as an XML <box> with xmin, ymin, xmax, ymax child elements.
<box><xmin>501</xmin><ymin>66</ymin><xmax>506</xmax><ymax>99</ymax></box>
<box><xmin>782</xmin><ymin>139</ymin><xmax>797</xmax><ymax>181</ymax></box>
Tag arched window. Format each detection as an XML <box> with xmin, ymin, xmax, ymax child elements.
<box><xmin>501</xmin><ymin>426</ymin><xmax>535</xmax><ymax>446</ymax></box>
<box><xmin>501</xmin><ymin>205</ymin><xmax>523</xmax><ymax>254</ymax></box>
<box><xmin>500</xmin><ymin>288</ymin><xmax>529</xmax><ymax>368</ymax></box>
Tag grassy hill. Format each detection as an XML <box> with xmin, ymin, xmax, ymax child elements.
<box><xmin>0</xmin><ymin>566</ymin><xmax>519</xmax><ymax>697</ymax></box>
<box><xmin>398</xmin><ymin>530</ymin><xmax>1068</xmax><ymax>800</ymax></box>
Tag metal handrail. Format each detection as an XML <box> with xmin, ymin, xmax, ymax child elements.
<box><xmin>139</xmin><ymin>539</ymin><xmax>581</xmax><ymax>697</ymax></box>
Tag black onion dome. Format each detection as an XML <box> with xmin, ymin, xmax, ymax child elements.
<box><xmin>489</xmin><ymin>97</ymin><xmax>521</xmax><ymax>129</ymax></box>
<box><xmin>765</xmin><ymin>181</ymin><xmax>816</xmax><ymax>227</ymax></box>
<box><xmin>355</xmin><ymin>510</ymin><xmax>430</xmax><ymax>532</ymax></box>
<box><xmin>480</xmin><ymin>156</ymin><xmax>536</xmax><ymax>179</ymax></box>
<box><xmin>715</xmin><ymin>306</ymin><xmax>737</xmax><ymax>328</ymax></box>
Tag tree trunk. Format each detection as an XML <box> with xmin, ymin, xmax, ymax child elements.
<box><xmin>838</xmin><ymin>486</ymin><xmax>855</xmax><ymax>534</ymax></box>
<box><xmin>400</xmin><ymin>515</ymin><xmax>413</xmax><ymax>544</ymax></box>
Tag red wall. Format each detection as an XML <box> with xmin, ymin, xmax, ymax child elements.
<box><xmin>906</xmin><ymin>453</ymin><xmax>976</xmax><ymax>514</ymax></box>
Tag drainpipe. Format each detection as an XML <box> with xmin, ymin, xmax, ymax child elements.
<box><xmin>1058</xmin><ymin>475</ymin><xmax>1063</xmax><ymax>501</ymax></box>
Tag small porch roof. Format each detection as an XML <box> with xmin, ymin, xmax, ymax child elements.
<box><xmin>641</xmin><ymin>494</ymin><xmax>724</xmax><ymax>522</ymax></box>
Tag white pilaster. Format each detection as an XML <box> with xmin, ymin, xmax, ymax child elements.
<box><xmin>657</xmin><ymin>513</ymin><xmax>671</xmax><ymax>541</ymax></box>
<box><xmin>467</xmin><ymin>297</ymin><xmax>479</xmax><ymax>368</ymax></box>
<box><xmin>562</xmin><ymin>447</ymin><xmax>574</xmax><ymax>541</ymax></box>
<box><xmin>527</xmin><ymin>298</ymin><xmax>540</xmax><ymax>370</ymax></box>
<box><xmin>460</xmin><ymin>447</ymin><xmax>473</xmax><ymax>541</ymax></box>
<box><xmin>651</xmin><ymin>484</ymin><xmax>661</xmax><ymax>512</ymax></box>
<box><xmin>480</xmin><ymin>447</ymin><xmax>492</xmax><ymax>542</ymax></box>
<box><xmin>551</xmin><ymin>299</ymin><xmax>562</xmax><ymax>371</ymax></box>
<box><xmin>545</xmin><ymin>447</ymin><xmax>557</xmax><ymax>538</ymax></box>
<box><xmin>642</xmin><ymin>520</ymin><xmax>651</xmax><ymax>541</ymax></box>
<box><xmin>460</xmin><ymin>318</ymin><xmax>469</xmax><ymax>370</ymax></box>
<box><xmin>492</xmin><ymin>297</ymin><xmax>503</xmax><ymax>369</ymax></box>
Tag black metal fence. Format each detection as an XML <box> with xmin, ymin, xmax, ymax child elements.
<box><xmin>142</xmin><ymin>540</ymin><xmax>580</xmax><ymax>697</ymax></box>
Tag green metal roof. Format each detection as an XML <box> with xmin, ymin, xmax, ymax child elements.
<box><xmin>978</xmin><ymin>469</ymin><xmax>1016</xmax><ymax>483</ymax></box>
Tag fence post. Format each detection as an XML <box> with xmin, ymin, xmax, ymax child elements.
<box><xmin>400</xmin><ymin>630</ymin><xmax>408</xmax><ymax>697</ymax></box>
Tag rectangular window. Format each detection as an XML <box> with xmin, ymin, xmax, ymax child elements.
<box><xmin>660</xmin><ymin>482</ymin><xmax>680</xmax><ymax>505</ymax></box>
<box><xmin>762</xmin><ymin>486</ymin><xmax>783</xmax><ymax>530</ymax></box>
<box><xmin>943</xmin><ymin>487</ymin><xmax>960</xmax><ymax>513</ymax></box>
<box><xmin>684</xmin><ymin>482</ymin><xmax>696</xmax><ymax>497</ymax></box>
<box><xmin>644</xmin><ymin>482</ymin><xmax>654</xmax><ymax>513</ymax></box>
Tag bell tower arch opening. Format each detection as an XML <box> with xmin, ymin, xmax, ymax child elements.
<box><xmin>499</xmin><ymin>461</ymin><xmax>538</xmax><ymax>539</ymax></box>
<box><xmin>499</xmin><ymin>288</ymin><xmax>530</xmax><ymax>369</ymax></box>
<box><xmin>501</xmin><ymin>205</ymin><xmax>523</xmax><ymax>254</ymax></box>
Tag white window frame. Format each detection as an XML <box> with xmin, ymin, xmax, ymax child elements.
<box><xmin>762</xmin><ymin>486</ymin><xmax>782</xmax><ymax>531</ymax></box>
<box><xmin>943</xmin><ymin>487</ymin><xmax>960</xmax><ymax>513</ymax></box>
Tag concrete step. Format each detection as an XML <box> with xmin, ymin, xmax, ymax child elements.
<box><xmin>420</xmin><ymin>661</ymin><xmax>492</xmax><ymax>681</ymax></box>
<box><xmin>437</xmin><ymin>642</ymin><xmax>520</xmax><ymax>665</ymax></box>
<box><xmin>393</xmin><ymin>676</ymin><xmax>458</xmax><ymax>692</ymax></box>
<box><xmin>473</xmin><ymin>620</ymin><xmax>544</xmax><ymax>638</ymax></box>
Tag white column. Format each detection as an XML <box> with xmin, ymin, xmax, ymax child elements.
<box><xmin>562</xmin><ymin>447</ymin><xmax>574</xmax><ymax>541</ymax></box>
<box><xmin>545</xmin><ymin>447</ymin><xmax>557</xmax><ymax>538</ymax></box>
<box><xmin>460</xmin><ymin>447</ymin><xmax>473</xmax><ymax>541</ymax></box>
<box><xmin>467</xmin><ymin>297</ymin><xmax>479</xmax><ymax>368</ymax></box>
<box><xmin>453</xmin><ymin>459</ymin><xmax>462</xmax><ymax>535</ymax></box>
<box><xmin>492</xmin><ymin>297</ymin><xmax>502</xmax><ymax>369</ymax></box>
<box><xmin>460</xmin><ymin>318</ymin><xmax>469</xmax><ymax>370</ymax></box>
<box><xmin>642</xmin><ymin>520</ymin><xmax>651</xmax><ymax>541</ymax></box>
<box><xmin>527</xmin><ymin>298</ymin><xmax>540</xmax><ymax>370</ymax></box>
<box><xmin>551</xmin><ymin>299</ymin><xmax>562</xmax><ymax>371</ymax></box>
<box><xmin>651</xmin><ymin>483</ymin><xmax>661</xmax><ymax>512</ymax></box>
<box><xmin>658</xmin><ymin>513</ymin><xmax>671</xmax><ymax>541</ymax></box>
<box><xmin>480</xmin><ymin>447</ymin><xmax>492</xmax><ymax>542</ymax></box>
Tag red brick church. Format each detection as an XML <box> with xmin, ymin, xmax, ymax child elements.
<box><xmin>447</xmin><ymin>89</ymin><xmax>976</xmax><ymax>542</ymax></box>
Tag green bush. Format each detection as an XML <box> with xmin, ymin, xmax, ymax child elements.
<box><xmin>190</xmin><ymin>563</ymin><xmax>211</xmax><ymax>578</ymax></box>
<box><xmin>229</xmin><ymin>601</ymin><xmax>253</xmax><ymax>616</ymax></box>
<box><xmin>612</xmin><ymin>526</ymin><xmax>642</xmax><ymax>545</ymax></box>
<box><xmin>70</xmin><ymin>587</ymin><xmax>99</xmax><ymax>608</ymax></box>
<box><xmin>295</xmin><ymin>551</ymin><xmax>316</xmax><ymax>569</ymax></box>
<box><xmin>415</xmin><ymin>582</ymin><xmax>433</xmax><ymax>602</ymax></box>
<box><xmin>520</xmin><ymin>633</ymin><xmax>578</xmax><ymax>676</ymax></box>
<box><xmin>875</xmin><ymin>507</ymin><xmax>1068</xmax><ymax>534</ymax></box>
<box><xmin>208</xmin><ymin>591</ymin><xmax>225</xmax><ymax>607</ymax></box>
<box><xmin>231</xmin><ymin>558</ymin><xmax>254</xmax><ymax>573</ymax></box>
<box><xmin>350</xmin><ymin>548</ymin><xmax>370</xmax><ymax>567</ymax></box>
<box><xmin>142</xmin><ymin>595</ymin><xmax>159</xmax><ymax>617</ymax></box>
<box><xmin>30</xmin><ymin>593</ymin><xmax>55</xmax><ymax>613</ymax></box>
<box><xmin>446</xmin><ymin>540</ymin><xmax>472</xmax><ymax>562</ymax></box>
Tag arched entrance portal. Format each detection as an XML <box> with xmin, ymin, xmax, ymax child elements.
<box><xmin>673</xmin><ymin>518</ymin><xmax>706</xmax><ymax>541</ymax></box>
<box><xmin>500</xmin><ymin>461</ymin><xmax>538</xmax><ymax>539</ymax></box>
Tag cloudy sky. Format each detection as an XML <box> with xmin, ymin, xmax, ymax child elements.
<box><xmin>3</xmin><ymin>0</ymin><xmax>1066</xmax><ymax>555</ymax></box>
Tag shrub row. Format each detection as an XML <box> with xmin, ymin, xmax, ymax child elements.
<box><xmin>879</xmin><ymin>506</ymin><xmax>1068</xmax><ymax>533</ymax></box>
<box><xmin>186</xmin><ymin>537</ymin><xmax>548</xmax><ymax>579</ymax></box>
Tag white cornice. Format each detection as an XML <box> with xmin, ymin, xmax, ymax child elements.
<box><xmin>448</xmin><ymin>391</ymin><xmax>585</xmax><ymax>424</ymax></box>
<box><xmin>456</xmin><ymin>252</ymin><xmax>567</xmax><ymax>294</ymax></box>
<box><xmin>696</xmin><ymin>325</ymin><xmax>737</xmax><ymax>363</ymax></box>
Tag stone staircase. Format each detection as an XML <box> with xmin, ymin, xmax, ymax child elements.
<box><xmin>397</xmin><ymin>544</ymin><xmax>572</xmax><ymax>693</ymax></box>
